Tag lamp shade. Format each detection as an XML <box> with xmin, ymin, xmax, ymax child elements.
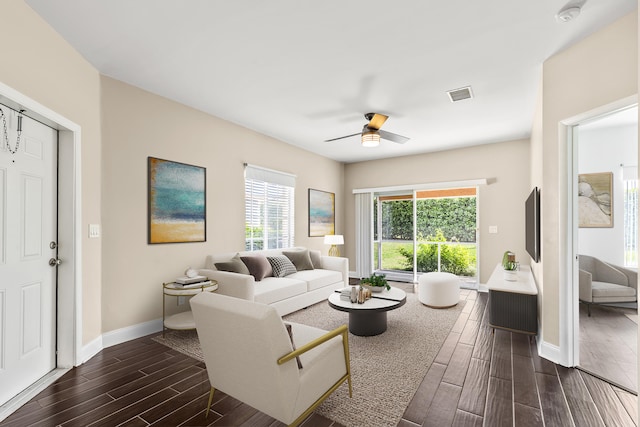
<box><xmin>361</xmin><ymin>130</ymin><xmax>380</xmax><ymax>147</ymax></box>
<box><xmin>324</xmin><ymin>234</ymin><xmax>344</xmax><ymax>245</ymax></box>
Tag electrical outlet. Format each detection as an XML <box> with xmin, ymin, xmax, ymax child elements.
<box><xmin>178</xmin><ymin>296</ymin><xmax>186</xmax><ymax>305</ymax></box>
<box><xmin>489</xmin><ymin>226</ymin><xmax>498</xmax><ymax>234</ymax></box>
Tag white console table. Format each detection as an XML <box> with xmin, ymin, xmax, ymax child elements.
<box><xmin>486</xmin><ymin>264</ymin><xmax>538</xmax><ymax>335</ymax></box>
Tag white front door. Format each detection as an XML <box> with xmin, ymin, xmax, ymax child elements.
<box><xmin>0</xmin><ymin>108</ymin><xmax>57</xmax><ymax>406</ymax></box>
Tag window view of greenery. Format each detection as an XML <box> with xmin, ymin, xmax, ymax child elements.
<box><xmin>374</xmin><ymin>196</ymin><xmax>477</xmax><ymax>277</ymax></box>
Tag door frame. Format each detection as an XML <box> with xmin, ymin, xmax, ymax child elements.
<box><xmin>0</xmin><ymin>81</ymin><xmax>82</xmax><ymax>370</ymax></box>
<box><xmin>561</xmin><ymin>95</ymin><xmax>637</xmax><ymax>367</ymax></box>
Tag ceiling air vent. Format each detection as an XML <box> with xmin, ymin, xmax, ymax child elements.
<box><xmin>447</xmin><ymin>86</ymin><xmax>473</xmax><ymax>102</ymax></box>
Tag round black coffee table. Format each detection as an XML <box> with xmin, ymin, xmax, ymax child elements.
<box><xmin>328</xmin><ymin>287</ymin><xmax>407</xmax><ymax>336</ymax></box>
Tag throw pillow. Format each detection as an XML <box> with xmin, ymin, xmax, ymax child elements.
<box><xmin>283</xmin><ymin>249</ymin><xmax>314</xmax><ymax>271</ymax></box>
<box><xmin>240</xmin><ymin>255</ymin><xmax>272</xmax><ymax>281</ymax></box>
<box><xmin>214</xmin><ymin>253</ymin><xmax>250</xmax><ymax>275</ymax></box>
<box><xmin>309</xmin><ymin>250</ymin><xmax>323</xmax><ymax>269</ymax></box>
<box><xmin>284</xmin><ymin>323</ymin><xmax>303</xmax><ymax>369</ymax></box>
<box><xmin>267</xmin><ymin>255</ymin><xmax>297</xmax><ymax>277</ymax></box>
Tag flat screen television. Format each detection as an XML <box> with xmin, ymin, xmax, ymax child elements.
<box><xmin>525</xmin><ymin>187</ymin><xmax>540</xmax><ymax>262</ymax></box>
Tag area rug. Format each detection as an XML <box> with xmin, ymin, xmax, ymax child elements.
<box><xmin>154</xmin><ymin>293</ymin><xmax>464</xmax><ymax>427</ymax></box>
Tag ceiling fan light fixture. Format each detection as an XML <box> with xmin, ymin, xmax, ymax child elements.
<box><xmin>361</xmin><ymin>130</ymin><xmax>380</xmax><ymax>147</ymax></box>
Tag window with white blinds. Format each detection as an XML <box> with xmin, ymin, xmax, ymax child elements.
<box><xmin>244</xmin><ymin>164</ymin><xmax>295</xmax><ymax>251</ymax></box>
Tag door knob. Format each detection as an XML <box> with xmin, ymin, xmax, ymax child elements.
<box><xmin>49</xmin><ymin>258</ymin><xmax>61</xmax><ymax>267</ymax></box>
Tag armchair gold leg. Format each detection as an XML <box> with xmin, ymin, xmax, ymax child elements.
<box><xmin>205</xmin><ymin>387</ymin><xmax>215</xmax><ymax>418</ymax></box>
<box><xmin>342</xmin><ymin>329</ymin><xmax>353</xmax><ymax>398</ymax></box>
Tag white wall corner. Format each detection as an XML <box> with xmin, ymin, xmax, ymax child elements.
<box><xmin>101</xmin><ymin>319</ymin><xmax>163</xmax><ymax>350</ymax></box>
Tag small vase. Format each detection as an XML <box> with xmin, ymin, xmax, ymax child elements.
<box><xmin>503</xmin><ymin>270</ymin><xmax>518</xmax><ymax>281</ymax></box>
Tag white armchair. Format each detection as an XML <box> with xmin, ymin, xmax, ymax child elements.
<box><xmin>579</xmin><ymin>254</ymin><xmax>637</xmax><ymax>316</ymax></box>
<box><xmin>190</xmin><ymin>292</ymin><xmax>352</xmax><ymax>426</ymax></box>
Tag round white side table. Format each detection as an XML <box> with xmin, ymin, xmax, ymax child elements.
<box><xmin>163</xmin><ymin>280</ymin><xmax>218</xmax><ymax>336</ymax></box>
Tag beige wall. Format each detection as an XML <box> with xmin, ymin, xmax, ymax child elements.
<box><xmin>529</xmin><ymin>77</ymin><xmax>544</xmax><ymax>328</ymax></box>
<box><xmin>344</xmin><ymin>139</ymin><xmax>530</xmax><ymax>284</ymax></box>
<box><xmin>0</xmin><ymin>1</ymin><xmax>103</xmax><ymax>345</ymax></box>
<box><xmin>100</xmin><ymin>77</ymin><xmax>344</xmax><ymax>332</ymax></box>
<box><xmin>540</xmin><ymin>12</ymin><xmax>637</xmax><ymax>347</ymax></box>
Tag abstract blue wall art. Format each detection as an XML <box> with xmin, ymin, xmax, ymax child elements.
<box><xmin>148</xmin><ymin>157</ymin><xmax>206</xmax><ymax>243</ymax></box>
<box><xmin>308</xmin><ymin>188</ymin><xmax>335</xmax><ymax>237</ymax></box>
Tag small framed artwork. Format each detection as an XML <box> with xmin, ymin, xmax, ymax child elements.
<box><xmin>148</xmin><ymin>157</ymin><xmax>206</xmax><ymax>243</ymax></box>
<box><xmin>578</xmin><ymin>172</ymin><xmax>613</xmax><ymax>228</ymax></box>
<box><xmin>308</xmin><ymin>188</ymin><xmax>335</xmax><ymax>237</ymax></box>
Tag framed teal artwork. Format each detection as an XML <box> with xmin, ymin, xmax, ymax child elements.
<box><xmin>148</xmin><ymin>157</ymin><xmax>206</xmax><ymax>243</ymax></box>
<box><xmin>308</xmin><ymin>188</ymin><xmax>335</xmax><ymax>237</ymax></box>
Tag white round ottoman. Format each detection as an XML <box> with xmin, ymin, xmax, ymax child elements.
<box><xmin>418</xmin><ymin>272</ymin><xmax>460</xmax><ymax>308</ymax></box>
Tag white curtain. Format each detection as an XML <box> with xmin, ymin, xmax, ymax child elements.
<box><xmin>355</xmin><ymin>192</ymin><xmax>373</xmax><ymax>278</ymax></box>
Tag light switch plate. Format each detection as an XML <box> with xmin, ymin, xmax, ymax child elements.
<box><xmin>89</xmin><ymin>224</ymin><xmax>101</xmax><ymax>238</ymax></box>
<box><xmin>489</xmin><ymin>226</ymin><xmax>498</xmax><ymax>234</ymax></box>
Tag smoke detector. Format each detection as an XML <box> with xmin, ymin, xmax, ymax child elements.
<box><xmin>556</xmin><ymin>6</ymin><xmax>581</xmax><ymax>23</ymax></box>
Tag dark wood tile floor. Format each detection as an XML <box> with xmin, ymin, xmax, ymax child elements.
<box><xmin>400</xmin><ymin>290</ymin><xmax>638</xmax><ymax>427</ymax></box>
<box><xmin>1</xmin><ymin>289</ymin><xmax>637</xmax><ymax>427</ymax></box>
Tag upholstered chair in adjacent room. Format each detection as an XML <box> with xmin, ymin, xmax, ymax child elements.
<box><xmin>578</xmin><ymin>254</ymin><xmax>637</xmax><ymax>316</ymax></box>
<box><xmin>190</xmin><ymin>292</ymin><xmax>352</xmax><ymax>427</ymax></box>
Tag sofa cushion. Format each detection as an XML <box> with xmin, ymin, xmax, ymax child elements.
<box><xmin>241</xmin><ymin>255</ymin><xmax>272</xmax><ymax>281</ymax></box>
<box><xmin>287</xmin><ymin>269</ymin><xmax>343</xmax><ymax>292</ymax></box>
<box><xmin>309</xmin><ymin>250</ymin><xmax>322</xmax><ymax>269</ymax></box>
<box><xmin>267</xmin><ymin>255</ymin><xmax>297</xmax><ymax>277</ymax></box>
<box><xmin>283</xmin><ymin>249</ymin><xmax>314</xmax><ymax>271</ymax></box>
<box><xmin>214</xmin><ymin>253</ymin><xmax>250</xmax><ymax>275</ymax></box>
<box><xmin>592</xmin><ymin>281</ymin><xmax>636</xmax><ymax>300</ymax></box>
<box><xmin>254</xmin><ymin>277</ymin><xmax>307</xmax><ymax>305</ymax></box>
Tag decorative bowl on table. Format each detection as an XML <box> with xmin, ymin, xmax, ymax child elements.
<box><xmin>362</xmin><ymin>284</ymin><xmax>385</xmax><ymax>293</ymax></box>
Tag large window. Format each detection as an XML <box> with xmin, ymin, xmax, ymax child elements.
<box><xmin>373</xmin><ymin>187</ymin><xmax>478</xmax><ymax>287</ymax></box>
<box><xmin>245</xmin><ymin>164</ymin><xmax>295</xmax><ymax>250</ymax></box>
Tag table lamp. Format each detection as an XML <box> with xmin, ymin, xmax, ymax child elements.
<box><xmin>324</xmin><ymin>234</ymin><xmax>344</xmax><ymax>256</ymax></box>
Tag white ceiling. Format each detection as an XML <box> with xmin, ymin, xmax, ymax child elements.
<box><xmin>25</xmin><ymin>0</ymin><xmax>637</xmax><ymax>163</ymax></box>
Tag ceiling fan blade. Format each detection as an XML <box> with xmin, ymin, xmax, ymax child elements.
<box><xmin>324</xmin><ymin>132</ymin><xmax>361</xmax><ymax>142</ymax></box>
<box><xmin>379</xmin><ymin>130</ymin><xmax>410</xmax><ymax>144</ymax></box>
<box><xmin>367</xmin><ymin>113</ymin><xmax>388</xmax><ymax>130</ymax></box>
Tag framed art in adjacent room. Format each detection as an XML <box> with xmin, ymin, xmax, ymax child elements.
<box><xmin>148</xmin><ymin>157</ymin><xmax>206</xmax><ymax>243</ymax></box>
<box><xmin>308</xmin><ymin>188</ymin><xmax>335</xmax><ymax>237</ymax></box>
<box><xmin>578</xmin><ymin>171</ymin><xmax>613</xmax><ymax>228</ymax></box>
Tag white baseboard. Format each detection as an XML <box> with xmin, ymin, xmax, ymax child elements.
<box><xmin>79</xmin><ymin>335</ymin><xmax>103</xmax><ymax>365</ymax></box>
<box><xmin>79</xmin><ymin>319</ymin><xmax>163</xmax><ymax>366</ymax></box>
<box><xmin>102</xmin><ymin>319</ymin><xmax>163</xmax><ymax>349</ymax></box>
<box><xmin>537</xmin><ymin>338</ymin><xmax>563</xmax><ymax>365</ymax></box>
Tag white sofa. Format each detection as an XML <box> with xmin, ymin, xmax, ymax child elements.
<box><xmin>198</xmin><ymin>247</ymin><xmax>348</xmax><ymax>316</ymax></box>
